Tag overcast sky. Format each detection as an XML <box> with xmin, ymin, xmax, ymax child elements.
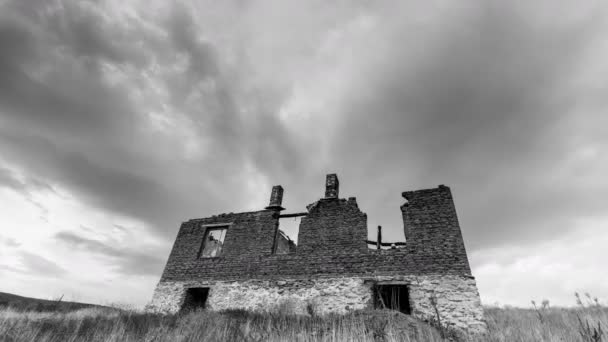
<box><xmin>1</xmin><ymin>0</ymin><xmax>607</xmax><ymax>308</ymax></box>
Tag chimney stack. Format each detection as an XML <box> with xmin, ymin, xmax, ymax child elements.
<box><xmin>325</xmin><ymin>174</ymin><xmax>339</xmax><ymax>199</ymax></box>
<box><xmin>266</xmin><ymin>185</ymin><xmax>285</xmax><ymax>210</ymax></box>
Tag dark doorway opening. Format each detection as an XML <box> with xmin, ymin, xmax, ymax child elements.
<box><xmin>181</xmin><ymin>287</ymin><xmax>210</xmax><ymax>311</ymax></box>
<box><xmin>374</xmin><ymin>284</ymin><xmax>411</xmax><ymax>314</ymax></box>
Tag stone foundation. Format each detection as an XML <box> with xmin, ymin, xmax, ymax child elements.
<box><xmin>147</xmin><ymin>275</ymin><xmax>486</xmax><ymax>333</ymax></box>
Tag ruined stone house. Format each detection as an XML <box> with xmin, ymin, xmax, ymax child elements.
<box><xmin>148</xmin><ymin>174</ymin><xmax>485</xmax><ymax>332</ymax></box>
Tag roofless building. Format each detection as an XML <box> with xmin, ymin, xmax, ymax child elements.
<box><xmin>148</xmin><ymin>174</ymin><xmax>485</xmax><ymax>333</ymax></box>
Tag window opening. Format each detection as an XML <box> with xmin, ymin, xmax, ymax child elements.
<box><xmin>199</xmin><ymin>226</ymin><xmax>227</xmax><ymax>258</ymax></box>
<box><xmin>272</xmin><ymin>216</ymin><xmax>301</xmax><ymax>254</ymax></box>
<box><xmin>366</xmin><ymin>225</ymin><xmax>406</xmax><ymax>250</ymax></box>
<box><xmin>374</xmin><ymin>284</ymin><xmax>411</xmax><ymax>314</ymax></box>
<box><xmin>181</xmin><ymin>287</ymin><xmax>210</xmax><ymax>311</ymax></box>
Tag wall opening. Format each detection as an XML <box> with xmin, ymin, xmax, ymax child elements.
<box><xmin>199</xmin><ymin>226</ymin><xmax>228</xmax><ymax>258</ymax></box>
<box><xmin>366</xmin><ymin>225</ymin><xmax>406</xmax><ymax>250</ymax></box>
<box><xmin>374</xmin><ymin>284</ymin><xmax>411</xmax><ymax>314</ymax></box>
<box><xmin>272</xmin><ymin>216</ymin><xmax>300</xmax><ymax>254</ymax></box>
<box><xmin>181</xmin><ymin>287</ymin><xmax>210</xmax><ymax>311</ymax></box>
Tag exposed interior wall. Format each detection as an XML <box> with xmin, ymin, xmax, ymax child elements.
<box><xmin>274</xmin><ymin>230</ymin><xmax>296</xmax><ymax>255</ymax></box>
<box><xmin>296</xmin><ymin>197</ymin><xmax>368</xmax><ymax>254</ymax></box>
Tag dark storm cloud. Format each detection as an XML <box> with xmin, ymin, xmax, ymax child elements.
<box><xmin>324</xmin><ymin>2</ymin><xmax>608</xmax><ymax>249</ymax></box>
<box><xmin>0</xmin><ymin>0</ymin><xmax>606</xmax><ymax>260</ymax></box>
<box><xmin>55</xmin><ymin>231</ymin><xmax>165</xmax><ymax>276</ymax></box>
<box><xmin>0</xmin><ymin>1</ymin><xmax>248</xmax><ymax>236</ymax></box>
<box><xmin>1</xmin><ymin>0</ymin><xmax>145</xmax><ymax>64</ymax></box>
<box><xmin>162</xmin><ymin>4</ymin><xmax>306</xmax><ymax>178</ymax></box>
<box><xmin>0</xmin><ymin>1</ymin><xmax>141</xmax><ymax>163</ymax></box>
<box><xmin>0</xmin><ymin>130</ymin><xmax>181</xmax><ymax>230</ymax></box>
<box><xmin>0</xmin><ymin>1</ymin><xmax>140</xmax><ymax>136</ymax></box>
<box><xmin>169</xmin><ymin>5</ymin><xmax>219</xmax><ymax>80</ymax></box>
<box><xmin>0</xmin><ymin>1</ymin><xmax>309</xmax><ymax>238</ymax></box>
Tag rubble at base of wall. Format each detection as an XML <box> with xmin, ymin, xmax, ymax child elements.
<box><xmin>146</xmin><ymin>274</ymin><xmax>486</xmax><ymax>334</ymax></box>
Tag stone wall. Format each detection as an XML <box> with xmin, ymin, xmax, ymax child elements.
<box><xmin>147</xmin><ymin>274</ymin><xmax>485</xmax><ymax>333</ymax></box>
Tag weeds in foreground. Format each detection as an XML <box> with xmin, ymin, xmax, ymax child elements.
<box><xmin>577</xmin><ymin>316</ymin><xmax>604</xmax><ymax>342</ymax></box>
<box><xmin>531</xmin><ymin>299</ymin><xmax>550</xmax><ymax>323</ymax></box>
<box><xmin>574</xmin><ymin>293</ymin><xmax>605</xmax><ymax>342</ymax></box>
<box><xmin>0</xmin><ymin>308</ymin><xmax>445</xmax><ymax>342</ymax></box>
<box><xmin>1</xmin><ymin>293</ymin><xmax>607</xmax><ymax>342</ymax></box>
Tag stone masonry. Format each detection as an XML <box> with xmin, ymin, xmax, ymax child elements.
<box><xmin>148</xmin><ymin>174</ymin><xmax>486</xmax><ymax>333</ymax></box>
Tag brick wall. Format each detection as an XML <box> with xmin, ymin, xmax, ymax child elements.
<box><xmin>296</xmin><ymin>197</ymin><xmax>368</xmax><ymax>254</ymax></box>
<box><xmin>274</xmin><ymin>230</ymin><xmax>295</xmax><ymax>255</ymax></box>
<box><xmin>401</xmin><ymin>185</ymin><xmax>472</xmax><ymax>274</ymax></box>
<box><xmin>159</xmin><ymin>185</ymin><xmax>472</xmax><ymax>282</ymax></box>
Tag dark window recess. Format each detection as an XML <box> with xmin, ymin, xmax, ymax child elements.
<box><xmin>374</xmin><ymin>285</ymin><xmax>411</xmax><ymax>314</ymax></box>
<box><xmin>199</xmin><ymin>227</ymin><xmax>227</xmax><ymax>258</ymax></box>
<box><xmin>181</xmin><ymin>288</ymin><xmax>210</xmax><ymax>311</ymax></box>
<box><xmin>273</xmin><ymin>229</ymin><xmax>297</xmax><ymax>255</ymax></box>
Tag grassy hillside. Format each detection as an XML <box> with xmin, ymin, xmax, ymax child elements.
<box><xmin>0</xmin><ymin>292</ymin><xmax>104</xmax><ymax>313</ymax></box>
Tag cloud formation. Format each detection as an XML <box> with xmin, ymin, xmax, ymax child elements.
<box><xmin>1</xmin><ymin>0</ymin><xmax>607</xmax><ymax>306</ymax></box>
<box><xmin>54</xmin><ymin>231</ymin><xmax>165</xmax><ymax>276</ymax></box>
<box><xmin>19</xmin><ymin>252</ymin><xmax>67</xmax><ymax>277</ymax></box>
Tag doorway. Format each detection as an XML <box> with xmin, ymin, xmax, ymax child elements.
<box><xmin>374</xmin><ymin>284</ymin><xmax>411</xmax><ymax>314</ymax></box>
<box><xmin>181</xmin><ymin>287</ymin><xmax>210</xmax><ymax>311</ymax></box>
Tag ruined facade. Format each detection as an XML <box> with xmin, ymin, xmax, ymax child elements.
<box><xmin>148</xmin><ymin>174</ymin><xmax>485</xmax><ymax>333</ymax></box>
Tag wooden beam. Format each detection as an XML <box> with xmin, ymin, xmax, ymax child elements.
<box><xmin>278</xmin><ymin>212</ymin><xmax>308</xmax><ymax>218</ymax></box>
<box><xmin>366</xmin><ymin>240</ymin><xmax>407</xmax><ymax>247</ymax></box>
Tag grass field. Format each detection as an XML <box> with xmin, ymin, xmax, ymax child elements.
<box><xmin>0</xmin><ymin>292</ymin><xmax>101</xmax><ymax>313</ymax></box>
<box><xmin>0</xmin><ymin>294</ymin><xmax>606</xmax><ymax>341</ymax></box>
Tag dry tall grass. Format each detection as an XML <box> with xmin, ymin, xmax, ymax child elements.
<box><xmin>0</xmin><ymin>308</ymin><xmax>444</xmax><ymax>342</ymax></box>
<box><xmin>484</xmin><ymin>305</ymin><xmax>607</xmax><ymax>341</ymax></box>
<box><xmin>0</xmin><ymin>301</ymin><xmax>606</xmax><ymax>341</ymax></box>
